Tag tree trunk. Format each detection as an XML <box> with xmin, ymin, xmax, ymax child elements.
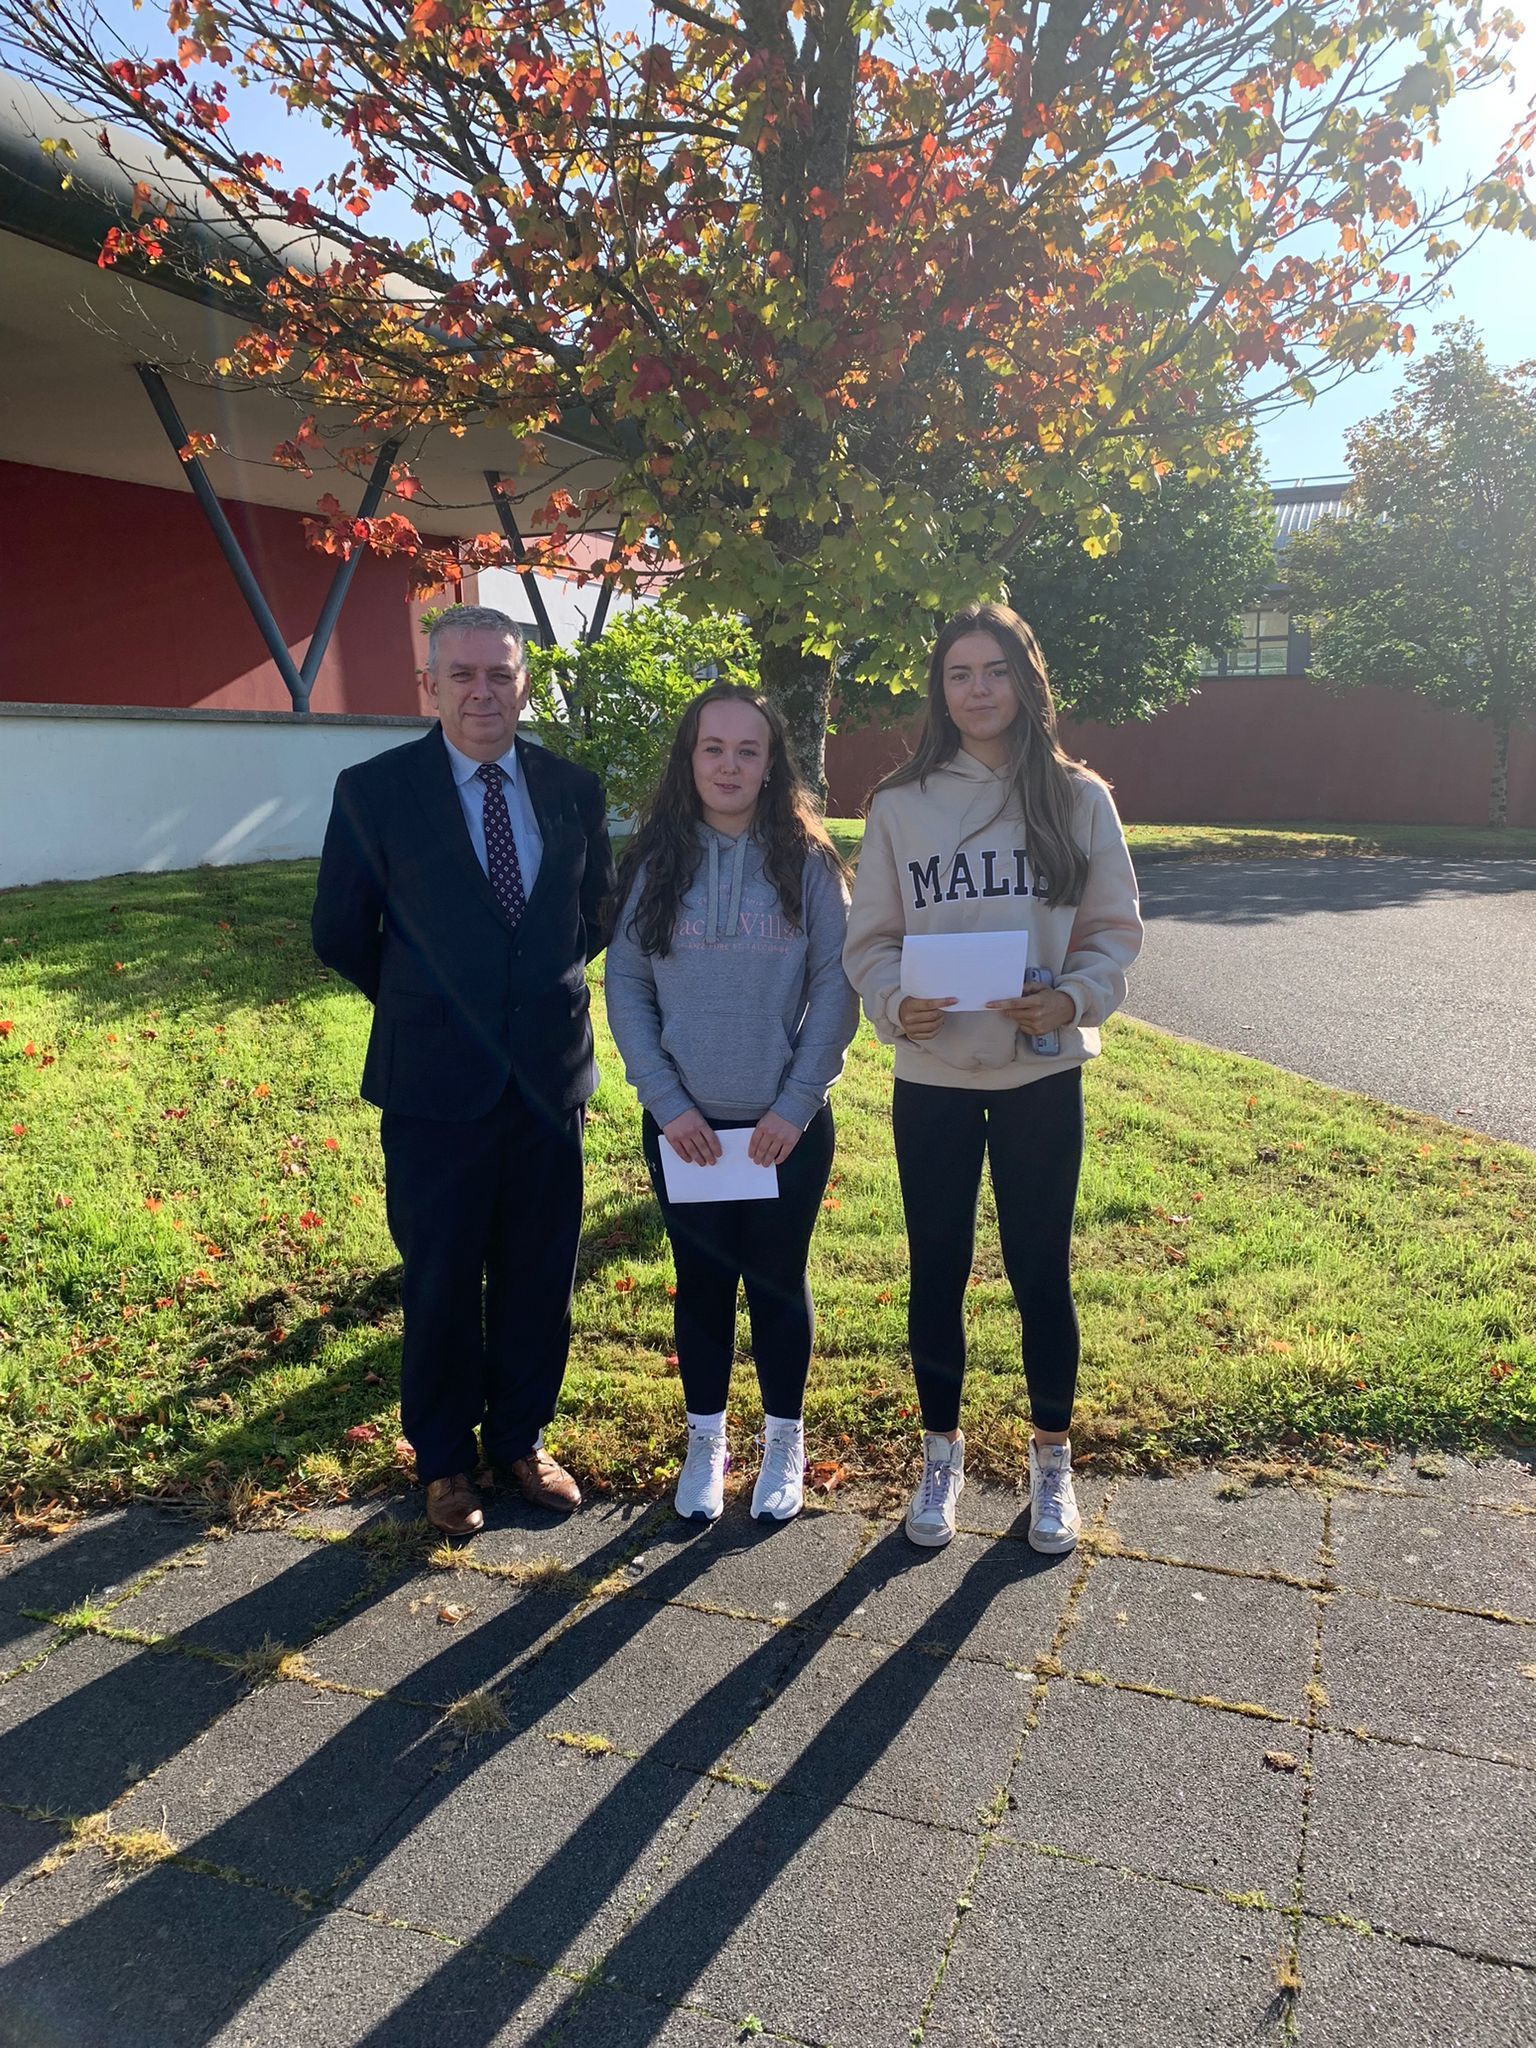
<box><xmin>756</xmin><ymin>635</ymin><xmax>833</xmax><ymax>804</ymax></box>
<box><xmin>1488</xmin><ymin>708</ymin><xmax>1510</xmax><ymax>827</ymax></box>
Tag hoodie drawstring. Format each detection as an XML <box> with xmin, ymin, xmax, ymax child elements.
<box><xmin>706</xmin><ymin>831</ymin><xmax>750</xmax><ymax>945</ymax></box>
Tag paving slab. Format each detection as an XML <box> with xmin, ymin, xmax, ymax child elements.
<box><xmin>594</xmin><ymin>1781</ymin><xmax>976</xmax><ymax>2048</ymax></box>
<box><xmin>0</xmin><ymin>1506</ymin><xmax>195</xmax><ymax>1656</ymax></box>
<box><xmin>1064</xmin><ymin>1557</ymin><xmax>1319</xmax><ymax>1715</ymax></box>
<box><xmin>0</xmin><ymin>1851</ymin><xmax>308</xmax><ymax>2047</ymax></box>
<box><xmin>1304</xmin><ymin>1730</ymin><xmax>1536</xmax><ymax>1960</ymax></box>
<box><xmin>1103</xmin><ymin>1472</ymin><xmax>1326</xmax><ymax>1580</ymax></box>
<box><xmin>108</xmin><ymin>1532</ymin><xmax>375</xmax><ymax>1655</ymax></box>
<box><xmin>0</xmin><ymin>1618</ymin><xmax>65</xmax><ymax>1683</ymax></box>
<box><xmin>208</xmin><ymin>1905</ymin><xmax>572</xmax><ymax>2048</ymax></box>
<box><xmin>0</xmin><ymin>1805</ymin><xmax>61</xmax><ymax>1897</ymax></box>
<box><xmin>525</xmin><ymin>1600</ymin><xmax>801</xmax><ymax>1774</ymax></box>
<box><xmin>1004</xmin><ymin>1679</ymin><xmax>1306</xmax><ymax>1906</ymax></box>
<box><xmin>828</xmin><ymin>1522</ymin><xmax>1077</xmax><ymax>1665</ymax></box>
<box><xmin>621</xmin><ymin>1504</ymin><xmax>870</xmax><ymax>1628</ymax></box>
<box><xmin>1322</xmin><ymin>1588</ymin><xmax>1536</xmax><ymax>1763</ymax></box>
<box><xmin>0</xmin><ymin>1629</ymin><xmax>242</xmax><ymax>1815</ymax></box>
<box><xmin>923</xmin><ymin>1841</ymin><xmax>1289</xmax><ymax>2047</ymax></box>
<box><xmin>469</xmin><ymin>1496</ymin><xmax>662</xmax><ymax>1575</ymax></box>
<box><xmin>951</xmin><ymin>1471</ymin><xmax>1114</xmax><ymax>1541</ymax></box>
<box><xmin>1327</xmin><ymin>1487</ymin><xmax>1536</xmax><ymax>1618</ymax></box>
<box><xmin>732</xmin><ymin>1631</ymin><xmax>1030</xmax><ymax>1830</ymax></box>
<box><xmin>1338</xmin><ymin>1453</ymin><xmax>1536</xmax><ymax>1510</ymax></box>
<box><xmin>533</xmin><ymin>1983</ymin><xmax>751</xmax><ymax>2047</ymax></box>
<box><xmin>114</xmin><ymin>1680</ymin><xmax>445</xmax><ymax>1897</ymax></box>
<box><xmin>352</xmin><ymin>1738</ymin><xmax>701</xmax><ymax>1973</ymax></box>
<box><xmin>1295</xmin><ymin>1919</ymin><xmax>1536</xmax><ymax>2047</ymax></box>
<box><xmin>302</xmin><ymin>1569</ymin><xmax>570</xmax><ymax>1701</ymax></box>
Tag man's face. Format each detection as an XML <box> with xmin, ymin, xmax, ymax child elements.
<box><xmin>427</xmin><ymin>628</ymin><xmax>530</xmax><ymax>761</ymax></box>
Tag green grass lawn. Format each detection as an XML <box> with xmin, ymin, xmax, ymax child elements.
<box><xmin>826</xmin><ymin>819</ymin><xmax>1536</xmax><ymax>863</ymax></box>
<box><xmin>2</xmin><ymin>861</ymin><xmax>1532</xmax><ymax>1529</ymax></box>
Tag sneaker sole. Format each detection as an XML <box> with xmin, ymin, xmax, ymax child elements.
<box><xmin>676</xmin><ymin>1504</ymin><xmax>723</xmax><ymax>1524</ymax></box>
<box><xmin>1026</xmin><ymin>1524</ymin><xmax>1080</xmax><ymax>1554</ymax></box>
<box><xmin>904</xmin><ymin>1516</ymin><xmax>956</xmax><ymax>1549</ymax></box>
<box><xmin>751</xmin><ymin>1503</ymin><xmax>803</xmax><ymax>1524</ymax></box>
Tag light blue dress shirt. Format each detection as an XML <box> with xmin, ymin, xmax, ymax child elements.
<box><xmin>441</xmin><ymin>732</ymin><xmax>544</xmax><ymax>897</ymax></box>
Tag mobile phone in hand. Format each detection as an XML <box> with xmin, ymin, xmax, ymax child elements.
<box><xmin>1023</xmin><ymin>965</ymin><xmax>1060</xmax><ymax>1056</ymax></box>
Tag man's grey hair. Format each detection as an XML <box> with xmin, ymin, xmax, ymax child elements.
<box><xmin>427</xmin><ymin>606</ymin><xmax>527</xmax><ymax>670</ymax></box>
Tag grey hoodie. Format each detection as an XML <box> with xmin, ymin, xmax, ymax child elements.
<box><xmin>605</xmin><ymin>826</ymin><xmax>858</xmax><ymax>1128</ymax></box>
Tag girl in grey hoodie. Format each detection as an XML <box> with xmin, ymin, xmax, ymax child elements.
<box><xmin>605</xmin><ymin>684</ymin><xmax>858</xmax><ymax>1526</ymax></box>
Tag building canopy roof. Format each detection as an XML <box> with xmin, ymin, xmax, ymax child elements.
<box><xmin>0</xmin><ymin>73</ymin><xmax>620</xmax><ymax>539</ymax></box>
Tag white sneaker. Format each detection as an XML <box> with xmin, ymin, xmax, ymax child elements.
<box><xmin>675</xmin><ymin>1429</ymin><xmax>729</xmax><ymax>1523</ymax></box>
<box><xmin>751</xmin><ymin>1419</ymin><xmax>806</xmax><ymax>1523</ymax></box>
<box><xmin>1028</xmin><ymin>1439</ymin><xmax>1081</xmax><ymax>1553</ymax></box>
<box><xmin>905</xmin><ymin>1431</ymin><xmax>965</xmax><ymax>1548</ymax></box>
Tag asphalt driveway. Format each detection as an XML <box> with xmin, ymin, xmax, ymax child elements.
<box><xmin>1125</xmin><ymin>858</ymin><xmax>1536</xmax><ymax>1151</ymax></box>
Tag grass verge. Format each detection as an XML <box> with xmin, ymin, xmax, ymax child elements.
<box><xmin>1</xmin><ymin>861</ymin><xmax>1531</xmax><ymax>1527</ymax></box>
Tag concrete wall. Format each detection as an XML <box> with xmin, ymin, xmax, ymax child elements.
<box><xmin>0</xmin><ymin>703</ymin><xmax>434</xmax><ymax>888</ymax></box>
<box><xmin>825</xmin><ymin>676</ymin><xmax>1536</xmax><ymax>827</ymax></box>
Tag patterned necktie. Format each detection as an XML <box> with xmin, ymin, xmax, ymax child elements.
<box><xmin>476</xmin><ymin>761</ymin><xmax>527</xmax><ymax>928</ymax></box>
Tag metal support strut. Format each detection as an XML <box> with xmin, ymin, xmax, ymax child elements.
<box><xmin>484</xmin><ymin>470</ymin><xmax>557</xmax><ymax>650</ymax></box>
<box><xmin>300</xmin><ymin>436</ymin><xmax>401</xmax><ymax>691</ymax></box>
<box><xmin>137</xmin><ymin>363</ymin><xmax>312</xmax><ymax>711</ymax></box>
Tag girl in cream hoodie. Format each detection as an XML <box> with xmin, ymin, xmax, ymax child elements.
<box><xmin>843</xmin><ymin>604</ymin><xmax>1143</xmax><ymax>1555</ymax></box>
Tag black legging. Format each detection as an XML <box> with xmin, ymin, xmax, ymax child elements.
<box><xmin>641</xmin><ymin>1106</ymin><xmax>836</xmax><ymax>1418</ymax></box>
<box><xmin>892</xmin><ymin>1069</ymin><xmax>1084</xmax><ymax>1435</ymax></box>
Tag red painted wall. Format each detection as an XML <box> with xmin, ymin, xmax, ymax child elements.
<box><xmin>0</xmin><ymin>460</ymin><xmax>438</xmax><ymax>715</ymax></box>
<box><xmin>826</xmin><ymin>676</ymin><xmax>1536</xmax><ymax>828</ymax></box>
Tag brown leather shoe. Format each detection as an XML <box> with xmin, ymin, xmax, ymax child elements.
<box><xmin>508</xmin><ymin>1444</ymin><xmax>581</xmax><ymax>1512</ymax></box>
<box><xmin>425</xmin><ymin>1474</ymin><xmax>484</xmax><ymax>1537</ymax></box>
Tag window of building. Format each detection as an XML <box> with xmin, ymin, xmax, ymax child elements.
<box><xmin>1205</xmin><ymin>604</ymin><xmax>1309</xmax><ymax>676</ymax></box>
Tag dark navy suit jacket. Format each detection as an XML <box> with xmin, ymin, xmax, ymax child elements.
<box><xmin>311</xmin><ymin>727</ymin><xmax>615</xmax><ymax>1125</ymax></box>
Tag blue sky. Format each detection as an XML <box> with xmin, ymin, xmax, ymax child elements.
<box><xmin>68</xmin><ymin>3</ymin><xmax>1536</xmax><ymax>483</ymax></box>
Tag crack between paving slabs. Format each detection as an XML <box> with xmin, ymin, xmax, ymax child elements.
<box><xmin>906</xmin><ymin>1477</ymin><xmax>1117</xmax><ymax>2047</ymax></box>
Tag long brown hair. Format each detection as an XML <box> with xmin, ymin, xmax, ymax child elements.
<box><xmin>616</xmin><ymin>683</ymin><xmax>849</xmax><ymax>957</ymax></box>
<box><xmin>876</xmin><ymin>603</ymin><xmax>1102</xmax><ymax>905</ymax></box>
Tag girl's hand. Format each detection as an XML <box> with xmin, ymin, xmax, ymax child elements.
<box><xmin>748</xmin><ymin>1111</ymin><xmax>801</xmax><ymax>1166</ymax></box>
<box><xmin>897</xmin><ymin>995</ymin><xmax>957</xmax><ymax>1041</ymax></box>
<box><xmin>986</xmin><ymin>988</ymin><xmax>1075</xmax><ymax>1034</ymax></box>
<box><xmin>663</xmin><ymin>1108</ymin><xmax>722</xmax><ymax>1164</ymax></box>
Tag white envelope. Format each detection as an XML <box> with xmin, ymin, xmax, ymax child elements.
<box><xmin>659</xmin><ymin>1125</ymin><xmax>780</xmax><ymax>1204</ymax></box>
<box><xmin>900</xmin><ymin>930</ymin><xmax>1030</xmax><ymax>1013</ymax></box>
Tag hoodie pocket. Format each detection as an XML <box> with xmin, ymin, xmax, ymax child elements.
<box><xmin>661</xmin><ymin>1013</ymin><xmax>792</xmax><ymax>1108</ymax></box>
<box><xmin>932</xmin><ymin>1010</ymin><xmax>1021</xmax><ymax>1072</ymax></box>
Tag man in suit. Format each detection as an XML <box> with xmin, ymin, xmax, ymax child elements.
<box><xmin>312</xmin><ymin>606</ymin><xmax>615</xmax><ymax>1536</ymax></box>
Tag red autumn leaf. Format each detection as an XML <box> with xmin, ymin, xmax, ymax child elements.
<box><xmin>54</xmin><ymin>1193</ymin><xmax>73</xmax><ymax>1209</ymax></box>
<box><xmin>253</xmin><ymin>1082</ymin><xmax>270</xmax><ymax>1098</ymax></box>
<box><xmin>324</xmin><ymin>1136</ymin><xmax>340</xmax><ymax>1150</ymax></box>
<box><xmin>10</xmin><ymin>1123</ymin><xmax>24</xmax><ymax>1137</ymax></box>
<box><xmin>807</xmin><ymin>1460</ymin><xmax>848</xmax><ymax>1492</ymax></box>
<box><xmin>298</xmin><ymin>1209</ymin><xmax>324</xmax><ymax>1228</ymax></box>
<box><xmin>394</xmin><ymin>1435</ymin><xmax>415</xmax><ymax>1462</ymax></box>
<box><xmin>145</xmin><ymin>1197</ymin><xmax>162</xmax><ymax>1211</ymax></box>
<box><xmin>614</xmin><ymin>1275</ymin><xmax>635</xmax><ymax>1293</ymax></box>
<box><xmin>23</xmin><ymin>1041</ymin><xmax>36</xmax><ymax>1057</ymax></box>
<box><xmin>344</xmin><ymin>1422</ymin><xmax>380</xmax><ymax>1442</ymax></box>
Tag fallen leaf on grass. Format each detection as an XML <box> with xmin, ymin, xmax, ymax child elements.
<box><xmin>344</xmin><ymin>1423</ymin><xmax>380</xmax><ymax>1443</ymax></box>
<box><xmin>807</xmin><ymin>1460</ymin><xmax>848</xmax><ymax>1493</ymax></box>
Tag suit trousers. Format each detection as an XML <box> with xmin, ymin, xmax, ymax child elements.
<box><xmin>382</xmin><ymin>1075</ymin><xmax>585</xmax><ymax>1484</ymax></box>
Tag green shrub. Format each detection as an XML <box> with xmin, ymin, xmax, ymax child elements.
<box><xmin>527</xmin><ymin>603</ymin><xmax>758</xmax><ymax>818</ymax></box>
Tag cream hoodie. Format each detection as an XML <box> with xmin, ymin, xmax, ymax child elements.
<box><xmin>843</xmin><ymin>752</ymin><xmax>1143</xmax><ymax>1090</ymax></box>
